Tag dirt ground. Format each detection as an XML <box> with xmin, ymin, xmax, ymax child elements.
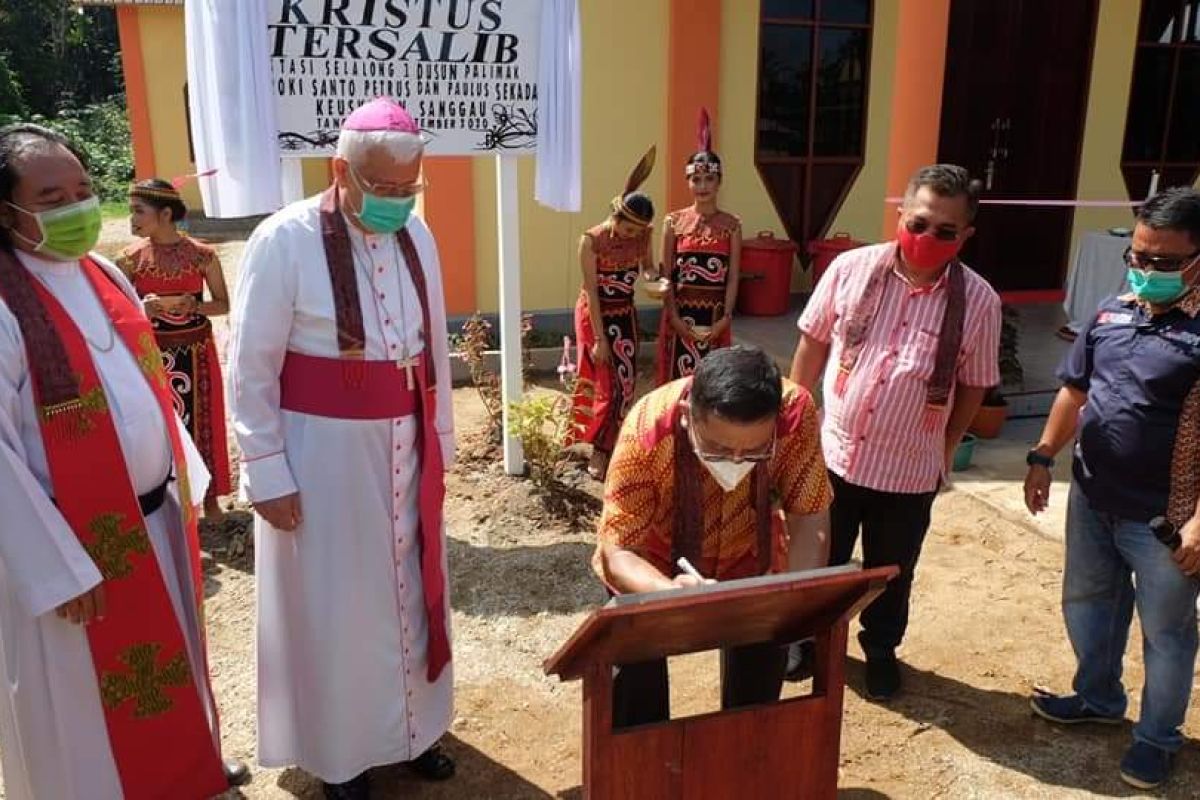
<box><xmin>29</xmin><ymin>222</ymin><xmax>1200</xmax><ymax>798</ymax></box>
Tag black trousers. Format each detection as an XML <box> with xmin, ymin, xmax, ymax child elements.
<box><xmin>828</xmin><ymin>470</ymin><xmax>937</xmax><ymax>659</ymax></box>
<box><xmin>612</xmin><ymin>641</ymin><xmax>787</xmax><ymax>728</ymax></box>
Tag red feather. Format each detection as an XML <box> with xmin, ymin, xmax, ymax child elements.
<box><xmin>697</xmin><ymin>107</ymin><xmax>712</xmax><ymax>153</ymax></box>
<box><xmin>170</xmin><ymin>168</ymin><xmax>218</xmax><ymax>189</ymax></box>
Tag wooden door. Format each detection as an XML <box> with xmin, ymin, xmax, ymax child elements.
<box><xmin>937</xmin><ymin>0</ymin><xmax>1099</xmax><ymax>296</ymax></box>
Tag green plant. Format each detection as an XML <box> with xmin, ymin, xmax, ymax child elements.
<box><xmin>506</xmin><ymin>392</ymin><xmax>578</xmax><ymax>486</ymax></box>
<box><xmin>984</xmin><ymin>304</ymin><xmax>1023</xmax><ymax>406</ymax></box>
<box><xmin>999</xmin><ymin>305</ymin><xmax>1023</xmax><ymax>384</ymax></box>
<box><xmin>456</xmin><ymin>314</ymin><xmax>503</xmax><ymax>436</ymax></box>
<box><xmin>454</xmin><ymin>312</ymin><xmax>538</xmax><ymax>439</ymax></box>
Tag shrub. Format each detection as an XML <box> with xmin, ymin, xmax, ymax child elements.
<box><xmin>1</xmin><ymin>97</ymin><xmax>133</xmax><ymax>202</ymax></box>
<box><xmin>506</xmin><ymin>392</ymin><xmax>577</xmax><ymax>487</ymax></box>
<box><xmin>454</xmin><ymin>312</ymin><xmax>537</xmax><ymax>440</ymax></box>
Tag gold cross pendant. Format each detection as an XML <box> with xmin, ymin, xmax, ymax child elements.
<box><xmin>396</xmin><ymin>357</ymin><xmax>418</xmax><ymax>391</ymax></box>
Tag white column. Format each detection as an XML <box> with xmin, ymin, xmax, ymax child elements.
<box><xmin>496</xmin><ymin>155</ymin><xmax>525</xmax><ymax>475</ymax></box>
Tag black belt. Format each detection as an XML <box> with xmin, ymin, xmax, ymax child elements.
<box><xmin>51</xmin><ymin>474</ymin><xmax>172</xmax><ymax>518</ymax></box>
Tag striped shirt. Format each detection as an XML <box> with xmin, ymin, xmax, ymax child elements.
<box><xmin>798</xmin><ymin>243</ymin><xmax>1001</xmax><ymax>494</ymax></box>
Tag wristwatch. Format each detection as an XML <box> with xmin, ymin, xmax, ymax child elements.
<box><xmin>1026</xmin><ymin>449</ymin><xmax>1055</xmax><ymax>468</ymax></box>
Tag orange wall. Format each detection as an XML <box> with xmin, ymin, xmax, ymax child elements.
<box><xmin>880</xmin><ymin>0</ymin><xmax>952</xmax><ymax>238</ymax></box>
<box><xmin>666</xmin><ymin>0</ymin><xmax>723</xmax><ymax>213</ymax></box>
<box><xmin>116</xmin><ymin>7</ymin><xmax>156</xmax><ymax>179</ymax></box>
<box><xmin>422</xmin><ymin>157</ymin><xmax>476</xmax><ymax>315</ymax></box>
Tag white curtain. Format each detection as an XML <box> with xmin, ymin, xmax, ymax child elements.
<box><xmin>534</xmin><ymin>0</ymin><xmax>582</xmax><ymax>213</ymax></box>
<box><xmin>184</xmin><ymin>0</ymin><xmax>282</xmax><ymax>218</ymax></box>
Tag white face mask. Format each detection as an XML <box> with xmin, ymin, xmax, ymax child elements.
<box><xmin>700</xmin><ymin>458</ymin><xmax>756</xmax><ymax>493</ymax></box>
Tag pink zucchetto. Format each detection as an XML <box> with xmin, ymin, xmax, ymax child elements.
<box><xmin>342</xmin><ymin>97</ymin><xmax>419</xmax><ymax>134</ymax></box>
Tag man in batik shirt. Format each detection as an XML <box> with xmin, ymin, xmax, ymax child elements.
<box><xmin>594</xmin><ymin>345</ymin><xmax>832</xmax><ymax>726</ymax></box>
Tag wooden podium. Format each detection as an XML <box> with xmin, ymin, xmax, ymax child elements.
<box><xmin>544</xmin><ymin>564</ymin><xmax>896</xmax><ymax>799</ymax></box>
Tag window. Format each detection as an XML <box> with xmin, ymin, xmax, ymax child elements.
<box><xmin>756</xmin><ymin>0</ymin><xmax>872</xmax><ymax>247</ymax></box>
<box><xmin>1120</xmin><ymin>0</ymin><xmax>1200</xmax><ymax>199</ymax></box>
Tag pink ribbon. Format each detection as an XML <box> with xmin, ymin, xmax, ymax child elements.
<box><xmin>884</xmin><ymin>196</ymin><xmax>1143</xmax><ymax>208</ymax></box>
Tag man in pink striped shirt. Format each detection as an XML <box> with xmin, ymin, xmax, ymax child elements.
<box><xmin>790</xmin><ymin>164</ymin><xmax>1001</xmax><ymax>699</ymax></box>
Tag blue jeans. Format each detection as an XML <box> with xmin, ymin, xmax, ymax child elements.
<box><xmin>1064</xmin><ymin>483</ymin><xmax>1200</xmax><ymax>752</ymax></box>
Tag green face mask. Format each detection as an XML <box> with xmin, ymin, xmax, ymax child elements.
<box><xmin>7</xmin><ymin>196</ymin><xmax>102</xmax><ymax>261</ymax></box>
<box><xmin>1127</xmin><ymin>267</ymin><xmax>1188</xmax><ymax>305</ymax></box>
<box><xmin>349</xmin><ymin>167</ymin><xmax>416</xmax><ymax>234</ymax></box>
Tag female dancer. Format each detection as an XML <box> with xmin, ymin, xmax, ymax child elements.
<box><xmin>118</xmin><ymin>178</ymin><xmax>231</xmax><ymax>518</ymax></box>
<box><xmin>567</xmin><ymin>147</ymin><xmax>657</xmax><ymax>480</ymax></box>
<box><xmin>657</xmin><ymin>110</ymin><xmax>742</xmax><ymax>384</ymax></box>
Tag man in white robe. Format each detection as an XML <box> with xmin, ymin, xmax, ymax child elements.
<box><xmin>0</xmin><ymin>124</ymin><xmax>244</xmax><ymax>798</ymax></box>
<box><xmin>229</xmin><ymin>98</ymin><xmax>455</xmax><ymax>800</ymax></box>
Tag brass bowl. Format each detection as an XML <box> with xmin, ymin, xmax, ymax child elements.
<box><xmin>641</xmin><ymin>277</ymin><xmax>670</xmax><ymax>301</ymax></box>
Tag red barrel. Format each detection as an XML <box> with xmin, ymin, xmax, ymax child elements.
<box><xmin>736</xmin><ymin>231</ymin><xmax>797</xmax><ymax>317</ymax></box>
<box><xmin>806</xmin><ymin>232</ymin><xmax>865</xmax><ymax>286</ymax></box>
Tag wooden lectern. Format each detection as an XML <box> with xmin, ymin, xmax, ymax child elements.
<box><xmin>544</xmin><ymin>564</ymin><xmax>896</xmax><ymax>800</ymax></box>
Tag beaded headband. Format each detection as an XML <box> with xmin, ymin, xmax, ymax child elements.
<box><xmin>129</xmin><ymin>185</ymin><xmax>181</xmax><ymax>202</ymax></box>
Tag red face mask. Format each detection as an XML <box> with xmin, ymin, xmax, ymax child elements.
<box><xmin>896</xmin><ymin>221</ymin><xmax>963</xmax><ymax>271</ymax></box>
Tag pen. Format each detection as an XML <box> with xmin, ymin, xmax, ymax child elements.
<box><xmin>676</xmin><ymin>557</ymin><xmax>705</xmax><ymax>582</ymax></box>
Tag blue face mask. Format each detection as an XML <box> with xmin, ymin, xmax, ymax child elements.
<box><xmin>1128</xmin><ymin>268</ymin><xmax>1187</xmax><ymax>305</ymax></box>
<box><xmin>350</xmin><ymin>168</ymin><xmax>416</xmax><ymax>234</ymax></box>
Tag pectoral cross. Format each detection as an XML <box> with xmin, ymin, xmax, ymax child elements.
<box><xmin>396</xmin><ymin>356</ymin><xmax>418</xmax><ymax>391</ymax></box>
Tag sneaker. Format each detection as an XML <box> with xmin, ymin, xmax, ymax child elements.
<box><xmin>1119</xmin><ymin>741</ymin><xmax>1174</xmax><ymax>790</ymax></box>
<box><xmin>865</xmin><ymin>655</ymin><xmax>901</xmax><ymax>700</ymax></box>
<box><xmin>1029</xmin><ymin>692</ymin><xmax>1123</xmax><ymax>725</ymax></box>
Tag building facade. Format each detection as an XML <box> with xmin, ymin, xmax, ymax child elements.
<box><xmin>96</xmin><ymin>0</ymin><xmax>1200</xmax><ymax>315</ymax></box>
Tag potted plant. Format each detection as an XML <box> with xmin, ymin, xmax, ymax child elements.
<box><xmin>969</xmin><ymin>305</ymin><xmax>1022</xmax><ymax>439</ymax></box>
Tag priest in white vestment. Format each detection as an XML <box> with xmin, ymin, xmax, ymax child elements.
<box><xmin>0</xmin><ymin>124</ymin><xmax>243</xmax><ymax>798</ymax></box>
<box><xmin>229</xmin><ymin>98</ymin><xmax>456</xmax><ymax>800</ymax></box>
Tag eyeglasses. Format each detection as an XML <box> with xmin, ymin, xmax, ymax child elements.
<box><xmin>351</xmin><ymin>166</ymin><xmax>428</xmax><ymax>198</ymax></box>
<box><xmin>904</xmin><ymin>218</ymin><xmax>960</xmax><ymax>242</ymax></box>
<box><xmin>686</xmin><ymin>416</ymin><xmax>776</xmax><ymax>463</ymax></box>
<box><xmin>1123</xmin><ymin>247</ymin><xmax>1200</xmax><ymax>274</ymax></box>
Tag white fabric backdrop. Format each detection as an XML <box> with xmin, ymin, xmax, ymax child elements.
<box><xmin>185</xmin><ymin>0</ymin><xmax>282</xmax><ymax>218</ymax></box>
<box><xmin>534</xmin><ymin>0</ymin><xmax>582</xmax><ymax>212</ymax></box>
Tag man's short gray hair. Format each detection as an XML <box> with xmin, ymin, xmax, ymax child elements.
<box><xmin>904</xmin><ymin>164</ymin><xmax>982</xmax><ymax>221</ymax></box>
<box><xmin>336</xmin><ymin>129</ymin><xmax>424</xmax><ymax>165</ymax></box>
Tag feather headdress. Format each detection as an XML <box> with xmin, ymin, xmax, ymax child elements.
<box><xmin>685</xmin><ymin>108</ymin><xmax>721</xmax><ymax>177</ymax></box>
<box><xmin>129</xmin><ymin>169</ymin><xmax>217</xmax><ymax>201</ymax></box>
<box><xmin>611</xmin><ymin>145</ymin><xmax>657</xmax><ymax>227</ymax></box>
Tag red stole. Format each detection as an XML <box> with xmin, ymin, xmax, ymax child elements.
<box><xmin>314</xmin><ymin>188</ymin><xmax>451</xmax><ymax>682</ymax></box>
<box><xmin>1</xmin><ymin>254</ymin><xmax>225</xmax><ymax>799</ymax></box>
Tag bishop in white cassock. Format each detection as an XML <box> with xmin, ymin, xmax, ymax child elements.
<box><xmin>0</xmin><ymin>124</ymin><xmax>240</xmax><ymax>799</ymax></box>
<box><xmin>229</xmin><ymin>98</ymin><xmax>456</xmax><ymax>799</ymax></box>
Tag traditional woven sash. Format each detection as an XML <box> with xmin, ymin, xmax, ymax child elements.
<box><xmin>1167</xmin><ymin>380</ymin><xmax>1200</xmax><ymax>528</ymax></box>
<box><xmin>834</xmin><ymin>246</ymin><xmax>966</xmax><ymax>430</ymax></box>
<box><xmin>318</xmin><ymin>187</ymin><xmax>451</xmax><ymax>682</ymax></box>
<box><xmin>0</xmin><ymin>249</ymin><xmax>225</xmax><ymax>799</ymax></box>
<box><xmin>670</xmin><ymin>384</ymin><xmax>772</xmax><ymax>576</ymax></box>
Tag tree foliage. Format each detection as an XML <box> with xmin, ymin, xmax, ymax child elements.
<box><xmin>0</xmin><ymin>1</ymin><xmax>123</xmax><ymax>117</ymax></box>
<box><xmin>0</xmin><ymin>3</ymin><xmax>130</xmax><ymax>200</ymax></box>
<box><xmin>32</xmin><ymin>101</ymin><xmax>133</xmax><ymax>201</ymax></box>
